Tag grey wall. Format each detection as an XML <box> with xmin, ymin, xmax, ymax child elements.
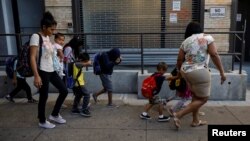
<box><xmin>0</xmin><ymin>69</ymin><xmax>247</xmax><ymax>101</ymax></box>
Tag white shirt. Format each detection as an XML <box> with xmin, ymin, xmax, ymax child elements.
<box><xmin>180</xmin><ymin>33</ymin><xmax>214</xmax><ymax>73</ymax></box>
<box><xmin>30</xmin><ymin>34</ymin><xmax>54</xmax><ymax>72</ymax></box>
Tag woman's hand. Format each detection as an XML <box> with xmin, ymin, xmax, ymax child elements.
<box><xmin>34</xmin><ymin>75</ymin><xmax>42</xmax><ymax>88</ymax></box>
<box><xmin>220</xmin><ymin>74</ymin><xmax>226</xmax><ymax>84</ymax></box>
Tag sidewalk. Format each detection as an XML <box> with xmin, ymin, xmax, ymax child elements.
<box><xmin>0</xmin><ymin>89</ymin><xmax>250</xmax><ymax>141</ymax></box>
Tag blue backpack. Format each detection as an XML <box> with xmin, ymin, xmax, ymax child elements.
<box><xmin>93</xmin><ymin>53</ymin><xmax>102</xmax><ymax>75</ymax></box>
<box><xmin>5</xmin><ymin>56</ymin><xmax>18</xmax><ymax>79</ymax></box>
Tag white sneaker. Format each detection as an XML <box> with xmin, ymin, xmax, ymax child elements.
<box><xmin>49</xmin><ymin>114</ymin><xmax>66</xmax><ymax>124</ymax></box>
<box><xmin>39</xmin><ymin>120</ymin><xmax>55</xmax><ymax>129</ymax></box>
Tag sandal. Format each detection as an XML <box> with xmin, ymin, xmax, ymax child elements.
<box><xmin>167</xmin><ymin>108</ymin><xmax>174</xmax><ymax>117</ymax></box>
<box><xmin>173</xmin><ymin>113</ymin><xmax>181</xmax><ymax>130</ymax></box>
<box><xmin>191</xmin><ymin>120</ymin><xmax>207</xmax><ymax>127</ymax></box>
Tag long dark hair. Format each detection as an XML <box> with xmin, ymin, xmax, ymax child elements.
<box><xmin>63</xmin><ymin>36</ymin><xmax>83</xmax><ymax>59</ymax></box>
<box><xmin>40</xmin><ymin>11</ymin><xmax>57</xmax><ymax>28</ymax></box>
<box><xmin>184</xmin><ymin>21</ymin><xmax>203</xmax><ymax>39</ymax></box>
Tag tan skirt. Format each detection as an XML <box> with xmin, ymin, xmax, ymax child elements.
<box><xmin>181</xmin><ymin>68</ymin><xmax>211</xmax><ymax>98</ymax></box>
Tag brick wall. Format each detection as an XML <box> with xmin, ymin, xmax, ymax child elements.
<box><xmin>204</xmin><ymin>0</ymin><xmax>232</xmax><ymax>52</ymax></box>
<box><xmin>45</xmin><ymin>0</ymin><xmax>73</xmax><ymax>42</ymax></box>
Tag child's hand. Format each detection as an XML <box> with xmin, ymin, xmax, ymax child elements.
<box><xmin>167</xmin><ymin>76</ymin><xmax>176</xmax><ymax>81</ymax></box>
<box><xmin>83</xmin><ymin>60</ymin><xmax>92</xmax><ymax>66</ymax></box>
<box><xmin>115</xmin><ymin>57</ymin><xmax>122</xmax><ymax>64</ymax></box>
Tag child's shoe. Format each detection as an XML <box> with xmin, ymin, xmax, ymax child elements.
<box><xmin>80</xmin><ymin>109</ymin><xmax>91</xmax><ymax>117</ymax></box>
<box><xmin>140</xmin><ymin>113</ymin><xmax>151</xmax><ymax>119</ymax></box>
<box><xmin>158</xmin><ymin>115</ymin><xmax>170</xmax><ymax>122</ymax></box>
<box><xmin>106</xmin><ymin>103</ymin><xmax>119</xmax><ymax>108</ymax></box>
<box><xmin>5</xmin><ymin>95</ymin><xmax>15</xmax><ymax>103</ymax></box>
<box><xmin>71</xmin><ymin>108</ymin><xmax>80</xmax><ymax>114</ymax></box>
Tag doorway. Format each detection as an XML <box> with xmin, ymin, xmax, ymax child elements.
<box><xmin>237</xmin><ymin>0</ymin><xmax>250</xmax><ymax>62</ymax></box>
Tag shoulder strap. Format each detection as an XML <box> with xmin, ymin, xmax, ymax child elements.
<box><xmin>74</xmin><ymin>66</ymin><xmax>82</xmax><ymax>86</ymax></box>
<box><xmin>36</xmin><ymin>33</ymin><xmax>43</xmax><ymax>67</ymax></box>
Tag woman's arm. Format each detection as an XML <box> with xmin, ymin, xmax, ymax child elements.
<box><xmin>176</xmin><ymin>48</ymin><xmax>185</xmax><ymax>78</ymax></box>
<box><xmin>207</xmin><ymin>42</ymin><xmax>226</xmax><ymax>84</ymax></box>
<box><xmin>30</xmin><ymin>46</ymin><xmax>42</xmax><ymax>88</ymax></box>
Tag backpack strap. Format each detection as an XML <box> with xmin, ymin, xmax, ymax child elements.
<box><xmin>36</xmin><ymin>33</ymin><xmax>43</xmax><ymax>68</ymax></box>
<box><xmin>74</xmin><ymin>65</ymin><xmax>83</xmax><ymax>87</ymax></box>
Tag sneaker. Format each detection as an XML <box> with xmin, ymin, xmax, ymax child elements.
<box><xmin>5</xmin><ymin>95</ymin><xmax>15</xmax><ymax>103</ymax></box>
<box><xmin>140</xmin><ymin>113</ymin><xmax>151</xmax><ymax>120</ymax></box>
<box><xmin>71</xmin><ymin>108</ymin><xmax>80</xmax><ymax>114</ymax></box>
<box><xmin>39</xmin><ymin>120</ymin><xmax>55</xmax><ymax>129</ymax></box>
<box><xmin>27</xmin><ymin>98</ymin><xmax>38</xmax><ymax>103</ymax></box>
<box><xmin>49</xmin><ymin>114</ymin><xmax>66</xmax><ymax>124</ymax></box>
<box><xmin>92</xmin><ymin>94</ymin><xmax>97</xmax><ymax>103</ymax></box>
<box><xmin>158</xmin><ymin>115</ymin><xmax>171</xmax><ymax>122</ymax></box>
<box><xmin>80</xmin><ymin>109</ymin><xmax>91</xmax><ymax>117</ymax></box>
<box><xmin>106</xmin><ymin>104</ymin><xmax>119</xmax><ymax>108</ymax></box>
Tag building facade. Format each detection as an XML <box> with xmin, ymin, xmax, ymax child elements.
<box><xmin>0</xmin><ymin>0</ymin><xmax>249</xmax><ymax>65</ymax></box>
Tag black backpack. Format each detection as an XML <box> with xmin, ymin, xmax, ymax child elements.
<box><xmin>169</xmin><ymin>68</ymin><xmax>187</xmax><ymax>92</ymax></box>
<box><xmin>16</xmin><ymin>33</ymin><xmax>43</xmax><ymax>77</ymax></box>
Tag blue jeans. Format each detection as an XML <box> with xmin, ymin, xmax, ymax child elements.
<box><xmin>72</xmin><ymin>86</ymin><xmax>90</xmax><ymax>110</ymax></box>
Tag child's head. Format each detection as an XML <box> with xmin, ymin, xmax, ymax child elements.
<box><xmin>54</xmin><ymin>32</ymin><xmax>65</xmax><ymax>46</ymax></box>
<box><xmin>107</xmin><ymin>48</ymin><xmax>120</xmax><ymax>61</ymax></box>
<box><xmin>78</xmin><ymin>52</ymin><xmax>90</xmax><ymax>63</ymax></box>
<box><xmin>157</xmin><ymin>62</ymin><xmax>168</xmax><ymax>74</ymax></box>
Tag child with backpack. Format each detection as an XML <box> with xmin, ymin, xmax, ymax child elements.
<box><xmin>166</xmin><ymin>70</ymin><xmax>205</xmax><ymax>117</ymax></box>
<box><xmin>71</xmin><ymin>52</ymin><xmax>92</xmax><ymax>116</ymax></box>
<box><xmin>53</xmin><ymin>33</ymin><xmax>65</xmax><ymax>77</ymax></box>
<box><xmin>5</xmin><ymin>58</ymin><xmax>38</xmax><ymax>103</ymax></box>
<box><xmin>63</xmin><ymin>36</ymin><xmax>83</xmax><ymax>88</ymax></box>
<box><xmin>139</xmin><ymin>62</ymin><xmax>171</xmax><ymax>122</ymax></box>
<box><xmin>92</xmin><ymin>48</ymin><xmax>122</xmax><ymax>108</ymax></box>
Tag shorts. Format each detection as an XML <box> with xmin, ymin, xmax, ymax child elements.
<box><xmin>149</xmin><ymin>95</ymin><xmax>162</xmax><ymax>105</ymax></box>
<box><xmin>100</xmin><ymin>74</ymin><xmax>113</xmax><ymax>92</ymax></box>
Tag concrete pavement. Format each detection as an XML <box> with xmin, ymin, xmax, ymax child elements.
<box><xmin>0</xmin><ymin>88</ymin><xmax>250</xmax><ymax>141</ymax></box>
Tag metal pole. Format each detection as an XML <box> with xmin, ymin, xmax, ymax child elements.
<box><xmin>231</xmin><ymin>34</ymin><xmax>236</xmax><ymax>71</ymax></box>
<box><xmin>84</xmin><ymin>34</ymin><xmax>89</xmax><ymax>71</ymax></box>
<box><xmin>140</xmin><ymin>34</ymin><xmax>144</xmax><ymax>74</ymax></box>
<box><xmin>240</xmin><ymin>20</ymin><xmax>246</xmax><ymax>74</ymax></box>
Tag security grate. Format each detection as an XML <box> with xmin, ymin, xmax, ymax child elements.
<box><xmin>79</xmin><ymin>0</ymin><xmax>201</xmax><ymax>49</ymax></box>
